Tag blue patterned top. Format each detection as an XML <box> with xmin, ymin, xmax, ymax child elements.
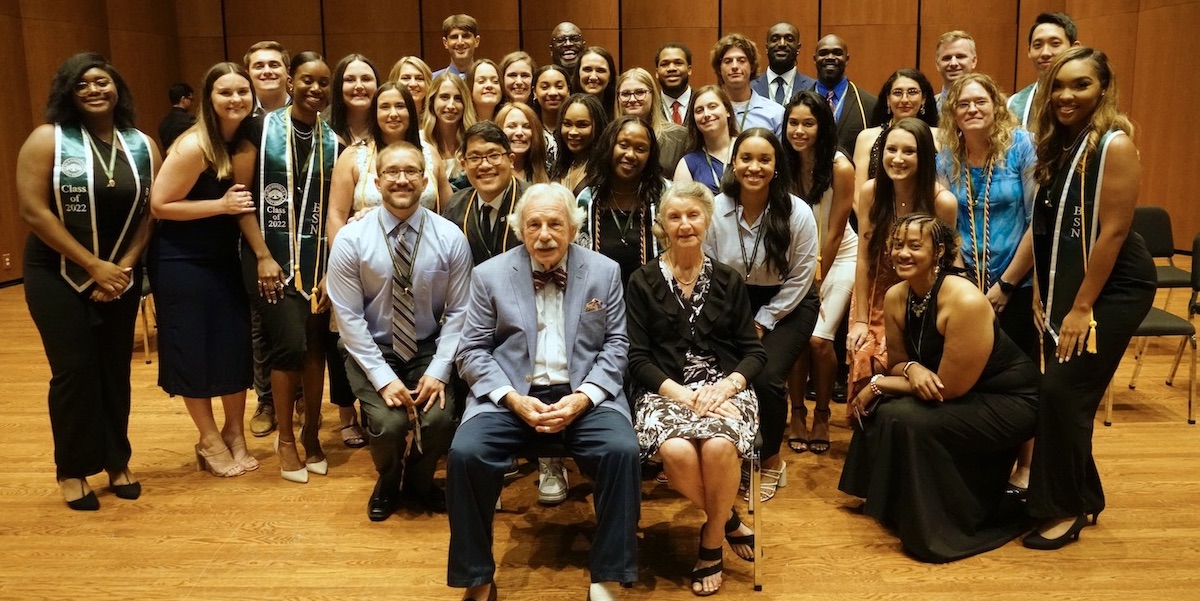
<box><xmin>937</xmin><ymin>128</ymin><xmax>1037</xmax><ymax>289</ymax></box>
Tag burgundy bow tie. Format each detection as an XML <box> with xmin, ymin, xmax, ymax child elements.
<box><xmin>532</xmin><ymin>267</ymin><xmax>568</xmax><ymax>291</ymax></box>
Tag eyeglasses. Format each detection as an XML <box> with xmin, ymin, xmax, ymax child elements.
<box><xmin>955</xmin><ymin>98</ymin><xmax>993</xmax><ymax>111</ymax></box>
<box><xmin>73</xmin><ymin>79</ymin><xmax>113</xmax><ymax>96</ymax></box>
<box><xmin>552</xmin><ymin>35</ymin><xmax>584</xmax><ymax>45</ymax></box>
<box><xmin>380</xmin><ymin>168</ymin><xmax>423</xmax><ymax>182</ymax></box>
<box><xmin>618</xmin><ymin>89</ymin><xmax>649</xmax><ymax>101</ymax></box>
<box><xmin>889</xmin><ymin>88</ymin><xmax>922</xmax><ymax>99</ymax></box>
<box><xmin>464</xmin><ymin>153</ymin><xmax>506</xmax><ymax>167</ymax></box>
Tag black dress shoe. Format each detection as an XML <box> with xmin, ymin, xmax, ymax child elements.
<box><xmin>368</xmin><ymin>483</ymin><xmax>400</xmax><ymax>522</ymax></box>
<box><xmin>831</xmin><ymin>381</ymin><xmax>848</xmax><ymax>403</ymax></box>
<box><xmin>1004</xmin><ymin>483</ymin><xmax>1029</xmax><ymax>500</ymax></box>
<box><xmin>407</xmin><ymin>483</ymin><xmax>447</xmax><ymax>513</ymax></box>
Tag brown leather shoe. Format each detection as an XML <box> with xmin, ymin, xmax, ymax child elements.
<box><xmin>250</xmin><ymin>402</ymin><xmax>276</xmax><ymax>437</ymax></box>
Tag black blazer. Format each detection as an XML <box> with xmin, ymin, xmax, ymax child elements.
<box><xmin>626</xmin><ymin>258</ymin><xmax>767</xmax><ymax>394</ymax></box>
<box><xmin>804</xmin><ymin>79</ymin><xmax>878</xmax><ymax>156</ymax></box>
<box><xmin>441</xmin><ymin>178</ymin><xmax>528</xmax><ymax>266</ymax></box>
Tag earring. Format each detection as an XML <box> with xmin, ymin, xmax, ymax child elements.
<box><xmin>919</xmin><ymin>104</ymin><xmax>925</xmax><ymax>116</ymax></box>
<box><xmin>934</xmin><ymin>264</ymin><xmax>941</xmax><ymax>276</ymax></box>
<box><xmin>886</xmin><ymin>104</ymin><xmax>892</xmax><ymax>116</ymax></box>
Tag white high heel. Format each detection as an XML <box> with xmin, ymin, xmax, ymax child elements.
<box><xmin>275</xmin><ymin>436</ymin><xmax>308</xmax><ymax>484</ymax></box>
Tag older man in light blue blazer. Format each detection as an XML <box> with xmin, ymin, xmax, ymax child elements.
<box><xmin>447</xmin><ymin>183</ymin><xmax>639</xmax><ymax>601</ymax></box>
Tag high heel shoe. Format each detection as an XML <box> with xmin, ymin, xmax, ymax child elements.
<box><xmin>224</xmin><ymin>436</ymin><xmax>260</xmax><ymax>472</ymax></box>
<box><xmin>58</xmin><ymin>478</ymin><xmax>99</xmax><ymax>511</ymax></box>
<box><xmin>744</xmin><ymin>459</ymin><xmax>787</xmax><ymax>502</ymax></box>
<box><xmin>275</xmin><ymin>436</ymin><xmax>308</xmax><ymax>484</ymax></box>
<box><xmin>300</xmin><ymin>425</ymin><xmax>328</xmax><ymax>476</ymax></box>
<box><xmin>1023</xmin><ymin>514</ymin><xmax>1087</xmax><ymax>550</ymax></box>
<box><xmin>107</xmin><ymin>468</ymin><xmax>142</xmax><ymax>499</ymax></box>
<box><xmin>1004</xmin><ymin>482</ymin><xmax>1029</xmax><ymax>500</ymax></box>
<box><xmin>195</xmin><ymin>444</ymin><xmax>246</xmax><ymax>478</ymax></box>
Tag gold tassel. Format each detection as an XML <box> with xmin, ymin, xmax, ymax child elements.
<box><xmin>1086</xmin><ymin>313</ymin><xmax>1098</xmax><ymax>354</ymax></box>
<box><xmin>815</xmin><ymin>254</ymin><xmax>823</xmax><ymax>281</ymax></box>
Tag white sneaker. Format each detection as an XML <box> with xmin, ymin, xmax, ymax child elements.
<box><xmin>537</xmin><ymin>457</ymin><xmax>568</xmax><ymax>505</ymax></box>
<box><xmin>588</xmin><ymin>582</ymin><xmax>622</xmax><ymax>601</ymax></box>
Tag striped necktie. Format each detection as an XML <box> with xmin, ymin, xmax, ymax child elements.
<box><xmin>391</xmin><ymin>225</ymin><xmax>417</xmax><ymax>362</ymax></box>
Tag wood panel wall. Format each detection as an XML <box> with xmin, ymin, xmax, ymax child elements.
<box><xmin>1</xmin><ymin>0</ymin><xmax>1197</xmax><ymax>284</ymax></box>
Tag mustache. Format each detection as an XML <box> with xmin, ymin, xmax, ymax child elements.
<box><xmin>533</xmin><ymin>240</ymin><xmax>559</xmax><ymax>250</ymax></box>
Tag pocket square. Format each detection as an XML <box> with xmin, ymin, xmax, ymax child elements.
<box><xmin>584</xmin><ymin>298</ymin><xmax>603</xmax><ymax>312</ymax></box>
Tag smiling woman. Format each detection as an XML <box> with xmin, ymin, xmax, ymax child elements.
<box><xmin>149</xmin><ymin>62</ymin><xmax>258</xmax><ymax>478</ymax></box>
<box><xmin>840</xmin><ymin>212</ymin><xmax>1039</xmax><ymax>563</ymax></box>
<box><xmin>18</xmin><ymin>52</ymin><xmax>160</xmax><ymax>510</ymax></box>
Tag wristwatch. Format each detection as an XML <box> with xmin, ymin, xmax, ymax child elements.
<box><xmin>998</xmin><ymin>279</ymin><xmax>1016</xmax><ymax>295</ymax></box>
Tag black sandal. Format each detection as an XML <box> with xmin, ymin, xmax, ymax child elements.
<box><xmin>691</xmin><ymin>544</ymin><xmax>724</xmax><ymax>596</ymax></box>
<box><xmin>341</xmin><ymin>423</ymin><xmax>368</xmax><ymax>448</ymax></box>
<box><xmin>808</xmin><ymin>408</ymin><xmax>831</xmax><ymax>455</ymax></box>
<box><xmin>724</xmin><ymin>509</ymin><xmax>755</xmax><ymax>562</ymax></box>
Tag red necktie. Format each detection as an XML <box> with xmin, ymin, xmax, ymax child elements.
<box><xmin>671</xmin><ymin>101</ymin><xmax>683</xmax><ymax>125</ymax></box>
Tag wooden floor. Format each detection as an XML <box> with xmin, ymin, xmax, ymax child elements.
<box><xmin>1</xmin><ymin>272</ymin><xmax>1199</xmax><ymax>601</ymax></box>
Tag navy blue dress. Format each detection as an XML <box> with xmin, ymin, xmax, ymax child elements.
<box><xmin>149</xmin><ymin>162</ymin><xmax>252</xmax><ymax>397</ymax></box>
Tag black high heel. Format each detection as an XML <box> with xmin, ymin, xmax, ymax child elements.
<box><xmin>108</xmin><ymin>469</ymin><xmax>141</xmax><ymax>500</ymax></box>
<box><xmin>59</xmin><ymin>478</ymin><xmax>99</xmax><ymax>511</ymax></box>
<box><xmin>1004</xmin><ymin>483</ymin><xmax>1029</xmax><ymax>500</ymax></box>
<box><xmin>1023</xmin><ymin>515</ymin><xmax>1087</xmax><ymax>550</ymax></box>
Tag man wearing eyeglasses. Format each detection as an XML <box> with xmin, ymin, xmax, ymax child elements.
<box><xmin>327</xmin><ymin>141</ymin><xmax>473</xmax><ymax>521</ymax></box>
<box><xmin>550</xmin><ymin>22</ymin><xmax>586</xmax><ymax>77</ymax></box>
<box><xmin>442</xmin><ymin>122</ymin><xmax>529</xmax><ymax>267</ymax></box>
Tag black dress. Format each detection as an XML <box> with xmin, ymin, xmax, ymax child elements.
<box><xmin>839</xmin><ymin>274</ymin><xmax>1040</xmax><ymax>563</ymax></box>
<box><xmin>149</xmin><ymin>163</ymin><xmax>253</xmax><ymax>397</ymax></box>
<box><xmin>1026</xmin><ymin>130</ymin><xmax>1156</xmax><ymax>520</ymax></box>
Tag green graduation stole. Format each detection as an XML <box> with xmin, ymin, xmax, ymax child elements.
<box><xmin>53</xmin><ymin>124</ymin><xmax>153</xmax><ymax>292</ymax></box>
<box><xmin>257</xmin><ymin>107</ymin><xmax>337</xmax><ymax>300</ymax></box>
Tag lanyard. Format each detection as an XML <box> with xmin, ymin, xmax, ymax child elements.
<box><xmin>737</xmin><ymin>205</ymin><xmax>767</xmax><ymax>278</ymax></box>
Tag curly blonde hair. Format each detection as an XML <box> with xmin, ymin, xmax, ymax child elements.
<box><xmin>937</xmin><ymin>73</ymin><xmax>1017</xmax><ymax>189</ymax></box>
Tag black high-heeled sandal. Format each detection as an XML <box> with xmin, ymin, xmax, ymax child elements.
<box><xmin>808</xmin><ymin>408</ymin><xmax>832</xmax><ymax>454</ymax></box>
<box><xmin>59</xmin><ymin>478</ymin><xmax>99</xmax><ymax>511</ymax></box>
<box><xmin>108</xmin><ymin>469</ymin><xmax>141</xmax><ymax>500</ymax></box>
<box><xmin>1023</xmin><ymin>514</ymin><xmax>1088</xmax><ymax>550</ymax></box>
<box><xmin>690</xmin><ymin>545</ymin><xmax>724</xmax><ymax>597</ymax></box>
<box><xmin>724</xmin><ymin>509</ymin><xmax>755</xmax><ymax>562</ymax></box>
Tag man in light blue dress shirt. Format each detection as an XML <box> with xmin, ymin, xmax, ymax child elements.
<box><xmin>711</xmin><ymin>33</ymin><xmax>785</xmax><ymax>138</ymax></box>
<box><xmin>327</xmin><ymin>142</ymin><xmax>473</xmax><ymax>520</ymax></box>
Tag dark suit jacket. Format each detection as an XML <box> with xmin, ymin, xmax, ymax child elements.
<box><xmin>157</xmin><ymin>107</ymin><xmax>195</xmax><ymax>151</ymax></box>
<box><xmin>626</xmin><ymin>259</ymin><xmax>766</xmax><ymax>394</ymax></box>
<box><xmin>456</xmin><ymin>245</ymin><xmax>630</xmax><ymax>423</ymax></box>
<box><xmin>803</xmin><ymin>80</ymin><xmax>878</xmax><ymax>156</ymax></box>
<box><xmin>752</xmin><ymin>70</ymin><xmax>817</xmax><ymax>105</ymax></box>
<box><xmin>440</xmin><ymin>178</ymin><xmax>529</xmax><ymax>266</ymax></box>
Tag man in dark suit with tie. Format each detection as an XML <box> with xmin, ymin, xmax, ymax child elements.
<box><xmin>447</xmin><ymin>183</ymin><xmax>639</xmax><ymax>601</ymax></box>
<box><xmin>441</xmin><ymin>122</ymin><xmax>528</xmax><ymax>266</ymax></box>
<box><xmin>751</xmin><ymin>22</ymin><xmax>817</xmax><ymax>107</ymax></box>
<box><xmin>812</xmin><ymin>34</ymin><xmax>877</xmax><ymax>154</ymax></box>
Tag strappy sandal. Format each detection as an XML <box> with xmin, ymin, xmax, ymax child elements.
<box><xmin>788</xmin><ymin>403</ymin><xmax>809</xmax><ymax>453</ymax></box>
<box><xmin>691</xmin><ymin>544</ymin><xmax>724</xmax><ymax>596</ymax></box>
<box><xmin>341</xmin><ymin>423</ymin><xmax>367</xmax><ymax>448</ymax></box>
<box><xmin>724</xmin><ymin>509</ymin><xmax>755</xmax><ymax>562</ymax></box>
<box><xmin>808</xmin><ymin>408</ymin><xmax>831</xmax><ymax>455</ymax></box>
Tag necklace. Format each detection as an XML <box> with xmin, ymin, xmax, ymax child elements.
<box><xmin>669</xmin><ymin>258</ymin><xmax>701</xmax><ymax>286</ymax></box>
<box><xmin>82</xmin><ymin>128</ymin><xmax>119</xmax><ymax>187</ymax></box>
<box><xmin>908</xmin><ymin>288</ymin><xmax>931</xmax><ymax>359</ymax></box>
<box><xmin>1061</xmin><ymin>126</ymin><xmax>1089</xmax><ymax>152</ymax></box>
<box><xmin>293</xmin><ymin>120</ymin><xmax>314</xmax><ymax>141</ymax></box>
<box><xmin>965</xmin><ymin>159</ymin><xmax>995</xmax><ymax>291</ymax></box>
<box><xmin>908</xmin><ymin>282</ymin><xmax>935</xmax><ymax>317</ymax></box>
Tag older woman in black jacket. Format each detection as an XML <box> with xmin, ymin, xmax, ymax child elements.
<box><xmin>626</xmin><ymin>181</ymin><xmax>765</xmax><ymax>596</ymax></box>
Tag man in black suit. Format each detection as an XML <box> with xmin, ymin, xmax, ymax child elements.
<box><xmin>752</xmin><ymin>22</ymin><xmax>817</xmax><ymax>106</ymax></box>
<box><xmin>441</xmin><ymin>122</ymin><xmax>528</xmax><ymax>267</ymax></box>
<box><xmin>157</xmin><ymin>82</ymin><xmax>194</xmax><ymax>151</ymax></box>
<box><xmin>811</xmin><ymin>34</ymin><xmax>876</xmax><ymax>154</ymax></box>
